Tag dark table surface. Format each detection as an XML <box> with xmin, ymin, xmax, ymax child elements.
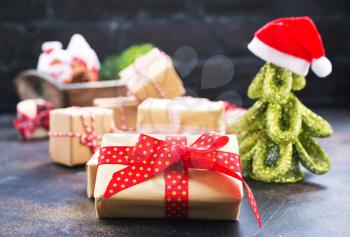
<box><xmin>1</xmin><ymin>110</ymin><xmax>350</xmax><ymax>237</ymax></box>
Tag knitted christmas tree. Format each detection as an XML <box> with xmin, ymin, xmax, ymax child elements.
<box><xmin>230</xmin><ymin>17</ymin><xmax>333</xmax><ymax>183</ymax></box>
<box><xmin>231</xmin><ymin>63</ymin><xmax>332</xmax><ymax>182</ymax></box>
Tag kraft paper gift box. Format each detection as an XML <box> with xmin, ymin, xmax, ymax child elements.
<box><xmin>93</xmin><ymin>96</ymin><xmax>138</xmax><ymax>132</ymax></box>
<box><xmin>94</xmin><ymin>133</ymin><xmax>244</xmax><ymax>220</ymax></box>
<box><xmin>87</xmin><ymin>150</ymin><xmax>99</xmax><ymax>198</ymax></box>
<box><xmin>137</xmin><ymin>98</ymin><xmax>225</xmax><ymax>134</ymax></box>
<box><xmin>49</xmin><ymin>107</ymin><xmax>114</xmax><ymax>166</ymax></box>
<box><xmin>120</xmin><ymin>48</ymin><xmax>185</xmax><ymax>101</ymax></box>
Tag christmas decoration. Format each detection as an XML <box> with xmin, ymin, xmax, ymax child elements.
<box><xmin>248</xmin><ymin>17</ymin><xmax>332</xmax><ymax>77</ymax></box>
<box><xmin>94</xmin><ymin>133</ymin><xmax>261</xmax><ymax>227</ymax></box>
<box><xmin>99</xmin><ymin>43</ymin><xmax>154</xmax><ymax>81</ymax></box>
<box><xmin>120</xmin><ymin>48</ymin><xmax>185</xmax><ymax>101</ymax></box>
<box><xmin>137</xmin><ymin>98</ymin><xmax>225</xmax><ymax>134</ymax></box>
<box><xmin>13</xmin><ymin>99</ymin><xmax>54</xmax><ymax>141</ymax></box>
<box><xmin>37</xmin><ymin>34</ymin><xmax>100</xmax><ymax>83</ymax></box>
<box><xmin>230</xmin><ymin>17</ymin><xmax>333</xmax><ymax>183</ymax></box>
<box><xmin>49</xmin><ymin>107</ymin><xmax>114</xmax><ymax>166</ymax></box>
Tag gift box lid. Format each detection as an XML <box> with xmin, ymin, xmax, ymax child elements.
<box><xmin>17</xmin><ymin>98</ymin><xmax>47</xmax><ymax>118</ymax></box>
<box><xmin>93</xmin><ymin>97</ymin><xmax>139</xmax><ymax>107</ymax></box>
<box><xmin>50</xmin><ymin>106</ymin><xmax>113</xmax><ymax>116</ymax></box>
<box><xmin>138</xmin><ymin>98</ymin><xmax>224</xmax><ymax>112</ymax></box>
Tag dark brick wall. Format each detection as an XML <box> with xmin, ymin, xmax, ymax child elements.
<box><xmin>1</xmin><ymin>0</ymin><xmax>350</xmax><ymax>112</ymax></box>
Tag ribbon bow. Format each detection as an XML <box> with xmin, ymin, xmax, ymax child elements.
<box><xmin>99</xmin><ymin>133</ymin><xmax>262</xmax><ymax>227</ymax></box>
<box><xmin>13</xmin><ymin>102</ymin><xmax>53</xmax><ymax>141</ymax></box>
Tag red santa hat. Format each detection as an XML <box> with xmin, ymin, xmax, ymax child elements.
<box><xmin>248</xmin><ymin>17</ymin><xmax>332</xmax><ymax>78</ymax></box>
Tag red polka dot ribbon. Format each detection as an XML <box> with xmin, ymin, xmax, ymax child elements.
<box><xmin>13</xmin><ymin>102</ymin><xmax>54</xmax><ymax>141</ymax></box>
<box><xmin>98</xmin><ymin>133</ymin><xmax>262</xmax><ymax>228</ymax></box>
<box><xmin>164</xmin><ymin>135</ymin><xmax>189</xmax><ymax>219</ymax></box>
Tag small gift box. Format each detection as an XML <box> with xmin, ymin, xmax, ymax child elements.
<box><xmin>137</xmin><ymin>98</ymin><xmax>225</xmax><ymax>134</ymax></box>
<box><xmin>120</xmin><ymin>48</ymin><xmax>185</xmax><ymax>101</ymax></box>
<box><xmin>93</xmin><ymin>96</ymin><xmax>138</xmax><ymax>132</ymax></box>
<box><xmin>87</xmin><ymin>150</ymin><xmax>99</xmax><ymax>198</ymax></box>
<box><xmin>13</xmin><ymin>99</ymin><xmax>54</xmax><ymax>141</ymax></box>
<box><xmin>94</xmin><ymin>133</ymin><xmax>261</xmax><ymax>225</ymax></box>
<box><xmin>49</xmin><ymin>107</ymin><xmax>114</xmax><ymax>166</ymax></box>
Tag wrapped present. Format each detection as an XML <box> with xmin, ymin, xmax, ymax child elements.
<box><xmin>87</xmin><ymin>150</ymin><xmax>99</xmax><ymax>198</ymax></box>
<box><xmin>93</xmin><ymin>96</ymin><xmax>138</xmax><ymax>132</ymax></box>
<box><xmin>137</xmin><ymin>98</ymin><xmax>225</xmax><ymax>134</ymax></box>
<box><xmin>120</xmin><ymin>48</ymin><xmax>185</xmax><ymax>101</ymax></box>
<box><xmin>13</xmin><ymin>99</ymin><xmax>54</xmax><ymax>141</ymax></box>
<box><xmin>49</xmin><ymin>107</ymin><xmax>114</xmax><ymax>166</ymax></box>
<box><xmin>94</xmin><ymin>133</ymin><xmax>261</xmax><ymax>226</ymax></box>
<box><xmin>37</xmin><ymin>34</ymin><xmax>100</xmax><ymax>83</ymax></box>
<box><xmin>224</xmin><ymin>101</ymin><xmax>247</xmax><ymax>134</ymax></box>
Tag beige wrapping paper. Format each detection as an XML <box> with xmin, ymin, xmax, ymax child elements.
<box><xmin>137</xmin><ymin>98</ymin><xmax>225</xmax><ymax>134</ymax></box>
<box><xmin>93</xmin><ymin>97</ymin><xmax>138</xmax><ymax>131</ymax></box>
<box><xmin>120</xmin><ymin>48</ymin><xmax>185</xmax><ymax>101</ymax></box>
<box><xmin>94</xmin><ymin>133</ymin><xmax>243</xmax><ymax>220</ymax></box>
<box><xmin>49</xmin><ymin>107</ymin><xmax>114</xmax><ymax>166</ymax></box>
<box><xmin>87</xmin><ymin>151</ymin><xmax>99</xmax><ymax>198</ymax></box>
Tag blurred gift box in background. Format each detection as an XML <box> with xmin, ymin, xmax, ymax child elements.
<box><xmin>1</xmin><ymin>0</ymin><xmax>350</xmax><ymax>113</ymax></box>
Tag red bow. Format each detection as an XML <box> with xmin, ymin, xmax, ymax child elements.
<box><xmin>13</xmin><ymin>102</ymin><xmax>53</xmax><ymax>141</ymax></box>
<box><xmin>99</xmin><ymin>133</ymin><xmax>262</xmax><ymax>227</ymax></box>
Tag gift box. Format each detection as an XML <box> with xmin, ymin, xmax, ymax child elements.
<box><xmin>120</xmin><ymin>48</ymin><xmax>185</xmax><ymax>101</ymax></box>
<box><xmin>93</xmin><ymin>96</ymin><xmax>138</xmax><ymax>132</ymax></box>
<box><xmin>94</xmin><ymin>133</ymin><xmax>261</xmax><ymax>224</ymax></box>
<box><xmin>137</xmin><ymin>98</ymin><xmax>225</xmax><ymax>134</ymax></box>
<box><xmin>49</xmin><ymin>107</ymin><xmax>114</xmax><ymax>166</ymax></box>
<box><xmin>87</xmin><ymin>150</ymin><xmax>99</xmax><ymax>198</ymax></box>
<box><xmin>13</xmin><ymin>99</ymin><xmax>54</xmax><ymax>141</ymax></box>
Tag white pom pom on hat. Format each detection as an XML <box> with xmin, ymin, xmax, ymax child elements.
<box><xmin>248</xmin><ymin>16</ymin><xmax>332</xmax><ymax>78</ymax></box>
<box><xmin>311</xmin><ymin>56</ymin><xmax>332</xmax><ymax>78</ymax></box>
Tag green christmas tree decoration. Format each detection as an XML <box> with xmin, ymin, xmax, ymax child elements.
<box><xmin>99</xmin><ymin>43</ymin><xmax>154</xmax><ymax>81</ymax></box>
<box><xmin>230</xmin><ymin>63</ymin><xmax>333</xmax><ymax>183</ymax></box>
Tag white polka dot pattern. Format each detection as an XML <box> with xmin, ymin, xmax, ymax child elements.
<box><xmin>164</xmin><ymin>136</ymin><xmax>188</xmax><ymax>219</ymax></box>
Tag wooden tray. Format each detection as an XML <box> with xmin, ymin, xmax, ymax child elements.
<box><xmin>14</xmin><ymin>69</ymin><xmax>127</xmax><ymax>108</ymax></box>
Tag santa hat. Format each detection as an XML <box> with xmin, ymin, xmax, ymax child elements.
<box><xmin>248</xmin><ymin>17</ymin><xmax>332</xmax><ymax>77</ymax></box>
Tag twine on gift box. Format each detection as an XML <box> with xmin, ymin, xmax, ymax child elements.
<box><xmin>49</xmin><ymin>108</ymin><xmax>101</xmax><ymax>153</ymax></box>
<box><xmin>168</xmin><ymin>104</ymin><xmax>182</xmax><ymax>134</ymax></box>
<box><xmin>109</xmin><ymin>96</ymin><xmax>136</xmax><ymax>133</ymax></box>
<box><xmin>127</xmin><ymin>50</ymin><xmax>170</xmax><ymax>100</ymax></box>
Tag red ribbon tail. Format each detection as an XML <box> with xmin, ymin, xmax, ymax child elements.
<box><xmin>242</xmin><ymin>181</ymin><xmax>262</xmax><ymax>228</ymax></box>
<box><xmin>103</xmin><ymin>179</ymin><xmax>116</xmax><ymax>199</ymax></box>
